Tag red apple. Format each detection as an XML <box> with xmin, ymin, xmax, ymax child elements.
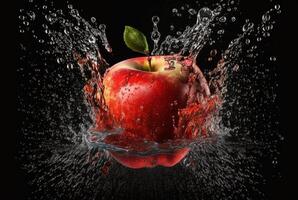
<box><xmin>97</xmin><ymin>55</ymin><xmax>212</xmax><ymax>168</ymax></box>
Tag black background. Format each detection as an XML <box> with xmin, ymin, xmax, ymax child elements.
<box><xmin>15</xmin><ymin>0</ymin><xmax>292</xmax><ymax>199</ymax></box>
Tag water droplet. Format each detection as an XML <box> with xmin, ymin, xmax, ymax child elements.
<box><xmin>217</xmin><ymin>29</ymin><xmax>224</xmax><ymax>34</ymax></box>
<box><xmin>219</xmin><ymin>16</ymin><xmax>226</xmax><ymax>23</ymax></box>
<box><xmin>136</xmin><ymin>118</ymin><xmax>141</xmax><ymax>124</ymax></box>
<box><xmin>19</xmin><ymin>15</ymin><xmax>25</xmax><ymax>20</ymax></box>
<box><xmin>188</xmin><ymin>8</ymin><xmax>197</xmax><ymax>15</ymax></box>
<box><xmin>45</xmin><ymin>15</ymin><xmax>52</xmax><ymax>22</ymax></box>
<box><xmin>176</xmin><ymin>31</ymin><xmax>182</xmax><ymax>36</ymax></box>
<box><xmin>272</xmin><ymin>160</ymin><xmax>278</xmax><ymax>165</ymax></box>
<box><xmin>231</xmin><ymin>16</ymin><xmax>236</xmax><ymax>22</ymax></box>
<box><xmin>27</xmin><ymin>11</ymin><xmax>35</xmax><ymax>20</ymax></box>
<box><xmin>64</xmin><ymin>29</ymin><xmax>69</xmax><ymax>35</ymax></box>
<box><xmin>230</xmin><ymin>0</ymin><xmax>234</xmax><ymax>5</ymax></box>
<box><xmin>197</xmin><ymin>7</ymin><xmax>213</xmax><ymax>24</ymax></box>
<box><xmin>152</xmin><ymin>16</ymin><xmax>160</xmax><ymax>24</ymax></box>
<box><xmin>274</xmin><ymin>4</ymin><xmax>280</xmax><ymax>10</ymax></box>
<box><xmin>257</xmin><ymin>37</ymin><xmax>262</xmax><ymax>42</ymax></box>
<box><xmin>38</xmin><ymin>39</ymin><xmax>44</xmax><ymax>43</ymax></box>
<box><xmin>170</xmin><ymin>25</ymin><xmax>175</xmax><ymax>31</ymax></box>
<box><xmin>91</xmin><ymin>17</ymin><xmax>96</xmax><ymax>23</ymax></box>
<box><xmin>42</xmin><ymin>5</ymin><xmax>47</xmax><ymax>10</ymax></box>
<box><xmin>265</xmin><ymin>25</ymin><xmax>272</xmax><ymax>31</ymax></box>
<box><xmin>19</xmin><ymin>29</ymin><xmax>24</xmax><ymax>33</ymax></box>
<box><xmin>270</xmin><ymin>56</ymin><xmax>276</xmax><ymax>61</ymax></box>
<box><xmin>210</xmin><ymin>49</ymin><xmax>217</xmax><ymax>56</ymax></box>
<box><xmin>172</xmin><ymin>8</ymin><xmax>178</xmax><ymax>14</ymax></box>
<box><xmin>66</xmin><ymin>63</ymin><xmax>73</xmax><ymax>69</ymax></box>
<box><xmin>181</xmin><ymin>6</ymin><xmax>185</xmax><ymax>10</ymax></box>
<box><xmin>70</xmin><ymin>9</ymin><xmax>79</xmax><ymax>17</ymax></box>
<box><xmin>68</xmin><ymin>4</ymin><xmax>73</xmax><ymax>9</ymax></box>
<box><xmin>23</xmin><ymin>21</ymin><xmax>29</xmax><ymax>26</ymax></box>
<box><xmin>57</xmin><ymin>9</ymin><xmax>63</xmax><ymax>15</ymax></box>
<box><xmin>232</xmin><ymin>64</ymin><xmax>239</xmax><ymax>71</ymax></box>
<box><xmin>262</xmin><ymin>13</ymin><xmax>270</xmax><ymax>22</ymax></box>
<box><xmin>151</xmin><ymin>30</ymin><xmax>161</xmax><ymax>41</ymax></box>
<box><xmin>88</xmin><ymin>35</ymin><xmax>96</xmax><ymax>43</ymax></box>
<box><xmin>98</xmin><ymin>24</ymin><xmax>106</xmax><ymax>31</ymax></box>
<box><xmin>242</xmin><ymin>22</ymin><xmax>254</xmax><ymax>32</ymax></box>
<box><xmin>57</xmin><ymin>58</ymin><xmax>63</xmax><ymax>64</ymax></box>
<box><xmin>245</xmin><ymin>39</ymin><xmax>250</xmax><ymax>44</ymax></box>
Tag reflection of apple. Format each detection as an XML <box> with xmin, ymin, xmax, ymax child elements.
<box><xmin>101</xmin><ymin>56</ymin><xmax>210</xmax><ymax>169</ymax></box>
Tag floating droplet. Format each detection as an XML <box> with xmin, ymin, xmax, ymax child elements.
<box><xmin>27</xmin><ymin>11</ymin><xmax>35</xmax><ymax>20</ymax></box>
<box><xmin>219</xmin><ymin>16</ymin><xmax>226</xmax><ymax>23</ymax></box>
<box><xmin>91</xmin><ymin>17</ymin><xmax>96</xmax><ymax>23</ymax></box>
<box><xmin>262</xmin><ymin>13</ymin><xmax>270</xmax><ymax>22</ymax></box>
<box><xmin>270</xmin><ymin>56</ymin><xmax>276</xmax><ymax>61</ymax></box>
<box><xmin>152</xmin><ymin>16</ymin><xmax>160</xmax><ymax>24</ymax></box>
<box><xmin>232</xmin><ymin>64</ymin><xmax>239</xmax><ymax>71</ymax></box>
<box><xmin>170</xmin><ymin>25</ymin><xmax>175</xmax><ymax>31</ymax></box>
<box><xmin>274</xmin><ymin>4</ymin><xmax>280</xmax><ymax>10</ymax></box>
<box><xmin>56</xmin><ymin>58</ymin><xmax>63</xmax><ymax>64</ymax></box>
<box><xmin>245</xmin><ymin>39</ymin><xmax>250</xmax><ymax>44</ymax></box>
<box><xmin>98</xmin><ymin>24</ymin><xmax>106</xmax><ymax>31</ymax></box>
<box><xmin>217</xmin><ymin>29</ymin><xmax>225</xmax><ymax>34</ymax></box>
<box><xmin>19</xmin><ymin>15</ymin><xmax>25</xmax><ymax>20</ymax></box>
<box><xmin>57</xmin><ymin>9</ymin><xmax>63</xmax><ymax>15</ymax></box>
<box><xmin>242</xmin><ymin>22</ymin><xmax>254</xmax><ymax>32</ymax></box>
<box><xmin>231</xmin><ymin>16</ymin><xmax>236</xmax><ymax>22</ymax></box>
<box><xmin>210</xmin><ymin>49</ymin><xmax>217</xmax><ymax>56</ymax></box>
<box><xmin>67</xmin><ymin>63</ymin><xmax>73</xmax><ymax>69</ymax></box>
<box><xmin>272</xmin><ymin>159</ymin><xmax>278</xmax><ymax>165</ymax></box>
<box><xmin>64</xmin><ymin>29</ymin><xmax>69</xmax><ymax>35</ymax></box>
<box><xmin>42</xmin><ymin>5</ymin><xmax>47</xmax><ymax>10</ymax></box>
<box><xmin>172</xmin><ymin>8</ymin><xmax>178</xmax><ymax>14</ymax></box>
<box><xmin>88</xmin><ymin>35</ymin><xmax>96</xmax><ymax>43</ymax></box>
<box><xmin>151</xmin><ymin>30</ymin><xmax>161</xmax><ymax>41</ymax></box>
<box><xmin>197</xmin><ymin>7</ymin><xmax>213</xmax><ymax>24</ymax></box>
<box><xmin>188</xmin><ymin>8</ymin><xmax>197</xmax><ymax>15</ymax></box>
<box><xmin>23</xmin><ymin>21</ymin><xmax>29</xmax><ymax>26</ymax></box>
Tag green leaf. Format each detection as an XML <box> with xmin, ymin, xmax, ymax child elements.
<box><xmin>123</xmin><ymin>26</ymin><xmax>149</xmax><ymax>54</ymax></box>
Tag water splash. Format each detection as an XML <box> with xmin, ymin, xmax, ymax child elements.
<box><xmin>151</xmin><ymin>16</ymin><xmax>161</xmax><ymax>55</ymax></box>
<box><xmin>17</xmin><ymin>0</ymin><xmax>282</xmax><ymax>199</ymax></box>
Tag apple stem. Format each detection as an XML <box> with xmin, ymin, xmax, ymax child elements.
<box><xmin>144</xmin><ymin>50</ymin><xmax>152</xmax><ymax>71</ymax></box>
<box><xmin>147</xmin><ymin>56</ymin><xmax>152</xmax><ymax>71</ymax></box>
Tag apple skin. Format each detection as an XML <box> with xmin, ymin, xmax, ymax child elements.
<box><xmin>101</xmin><ymin>56</ymin><xmax>209</xmax><ymax>168</ymax></box>
<box><xmin>109</xmin><ymin>148</ymin><xmax>190</xmax><ymax>169</ymax></box>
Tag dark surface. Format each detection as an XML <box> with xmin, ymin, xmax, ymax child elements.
<box><xmin>16</xmin><ymin>0</ymin><xmax>291</xmax><ymax>199</ymax></box>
